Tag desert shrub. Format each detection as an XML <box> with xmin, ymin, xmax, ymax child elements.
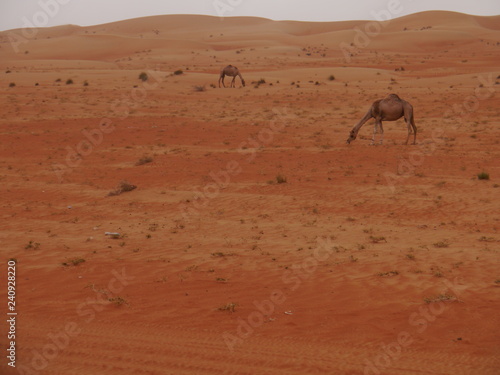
<box><xmin>135</xmin><ymin>156</ymin><xmax>153</xmax><ymax>166</ymax></box>
<box><xmin>108</xmin><ymin>181</ymin><xmax>137</xmax><ymax>196</ymax></box>
<box><xmin>62</xmin><ymin>258</ymin><xmax>85</xmax><ymax>266</ymax></box>
<box><xmin>370</xmin><ymin>236</ymin><xmax>387</xmax><ymax>243</ymax></box>
<box><xmin>218</xmin><ymin>303</ymin><xmax>237</xmax><ymax>312</ymax></box>
<box><xmin>108</xmin><ymin>296</ymin><xmax>129</xmax><ymax>306</ymax></box>
<box><xmin>173</xmin><ymin>69</ymin><xmax>183</xmax><ymax>75</ymax></box>
<box><xmin>477</xmin><ymin>172</ymin><xmax>490</xmax><ymax>180</ymax></box>
<box><xmin>276</xmin><ymin>175</ymin><xmax>287</xmax><ymax>184</ymax></box>
<box><xmin>139</xmin><ymin>72</ymin><xmax>148</xmax><ymax>81</ymax></box>
<box><xmin>433</xmin><ymin>241</ymin><xmax>449</xmax><ymax>248</ymax></box>
<box><xmin>25</xmin><ymin>240</ymin><xmax>40</xmax><ymax>250</ymax></box>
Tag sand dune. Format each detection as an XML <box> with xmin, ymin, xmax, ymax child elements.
<box><xmin>2</xmin><ymin>11</ymin><xmax>499</xmax><ymax>61</ymax></box>
<box><xmin>1</xmin><ymin>10</ymin><xmax>499</xmax><ymax>375</ymax></box>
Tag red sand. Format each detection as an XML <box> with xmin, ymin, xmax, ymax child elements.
<box><xmin>0</xmin><ymin>11</ymin><xmax>499</xmax><ymax>375</ymax></box>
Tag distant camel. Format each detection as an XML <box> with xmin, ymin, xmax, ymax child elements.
<box><xmin>218</xmin><ymin>65</ymin><xmax>245</xmax><ymax>88</ymax></box>
<box><xmin>346</xmin><ymin>94</ymin><xmax>417</xmax><ymax>145</ymax></box>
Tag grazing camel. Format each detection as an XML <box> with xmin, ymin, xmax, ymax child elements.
<box><xmin>346</xmin><ymin>94</ymin><xmax>417</xmax><ymax>145</ymax></box>
<box><xmin>218</xmin><ymin>65</ymin><xmax>245</xmax><ymax>88</ymax></box>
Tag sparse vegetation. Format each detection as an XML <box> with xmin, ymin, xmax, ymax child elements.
<box><xmin>433</xmin><ymin>241</ymin><xmax>449</xmax><ymax>248</ymax></box>
<box><xmin>377</xmin><ymin>270</ymin><xmax>399</xmax><ymax>277</ymax></box>
<box><xmin>424</xmin><ymin>293</ymin><xmax>457</xmax><ymax>304</ymax></box>
<box><xmin>276</xmin><ymin>175</ymin><xmax>287</xmax><ymax>184</ymax></box>
<box><xmin>135</xmin><ymin>156</ymin><xmax>153</xmax><ymax>166</ymax></box>
<box><xmin>108</xmin><ymin>181</ymin><xmax>137</xmax><ymax>196</ymax></box>
<box><xmin>108</xmin><ymin>296</ymin><xmax>129</xmax><ymax>306</ymax></box>
<box><xmin>62</xmin><ymin>258</ymin><xmax>85</xmax><ymax>266</ymax></box>
<box><xmin>8</xmin><ymin>82</ymin><xmax>15</xmax><ymax>87</ymax></box>
<box><xmin>477</xmin><ymin>172</ymin><xmax>490</xmax><ymax>180</ymax></box>
<box><xmin>25</xmin><ymin>241</ymin><xmax>40</xmax><ymax>250</ymax></box>
<box><xmin>218</xmin><ymin>302</ymin><xmax>237</xmax><ymax>312</ymax></box>
<box><xmin>3</xmin><ymin>20</ymin><xmax>499</xmax><ymax>355</ymax></box>
<box><xmin>66</xmin><ymin>79</ymin><xmax>73</xmax><ymax>85</ymax></box>
<box><xmin>370</xmin><ymin>236</ymin><xmax>387</xmax><ymax>244</ymax></box>
<box><xmin>478</xmin><ymin>236</ymin><xmax>495</xmax><ymax>243</ymax></box>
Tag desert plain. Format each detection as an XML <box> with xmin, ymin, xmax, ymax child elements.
<box><xmin>0</xmin><ymin>10</ymin><xmax>499</xmax><ymax>375</ymax></box>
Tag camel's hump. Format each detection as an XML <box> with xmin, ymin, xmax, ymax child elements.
<box><xmin>387</xmin><ymin>93</ymin><xmax>402</xmax><ymax>100</ymax></box>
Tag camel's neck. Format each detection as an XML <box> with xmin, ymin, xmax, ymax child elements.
<box><xmin>352</xmin><ymin>109</ymin><xmax>373</xmax><ymax>133</ymax></box>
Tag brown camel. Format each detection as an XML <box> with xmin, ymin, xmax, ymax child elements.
<box><xmin>218</xmin><ymin>65</ymin><xmax>245</xmax><ymax>88</ymax></box>
<box><xmin>346</xmin><ymin>94</ymin><xmax>417</xmax><ymax>145</ymax></box>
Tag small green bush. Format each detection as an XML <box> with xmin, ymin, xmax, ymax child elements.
<box><xmin>477</xmin><ymin>172</ymin><xmax>490</xmax><ymax>180</ymax></box>
<box><xmin>276</xmin><ymin>175</ymin><xmax>287</xmax><ymax>184</ymax></box>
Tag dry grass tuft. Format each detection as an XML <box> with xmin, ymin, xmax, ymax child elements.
<box><xmin>108</xmin><ymin>181</ymin><xmax>137</xmax><ymax>196</ymax></box>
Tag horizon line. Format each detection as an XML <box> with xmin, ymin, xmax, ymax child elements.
<box><xmin>1</xmin><ymin>9</ymin><xmax>499</xmax><ymax>33</ymax></box>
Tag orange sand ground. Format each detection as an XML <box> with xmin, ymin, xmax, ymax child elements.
<box><xmin>0</xmin><ymin>11</ymin><xmax>499</xmax><ymax>375</ymax></box>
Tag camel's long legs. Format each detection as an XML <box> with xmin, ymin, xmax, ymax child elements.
<box><xmin>218</xmin><ymin>75</ymin><xmax>226</xmax><ymax>88</ymax></box>
<box><xmin>404</xmin><ymin>118</ymin><xmax>415</xmax><ymax>145</ymax></box>
<box><xmin>404</xmin><ymin>105</ymin><xmax>417</xmax><ymax>145</ymax></box>
<box><xmin>411</xmin><ymin>118</ymin><xmax>417</xmax><ymax>145</ymax></box>
<box><xmin>371</xmin><ymin>123</ymin><xmax>377</xmax><ymax>145</ymax></box>
<box><xmin>405</xmin><ymin>123</ymin><xmax>411</xmax><ymax>145</ymax></box>
<box><xmin>371</xmin><ymin>120</ymin><xmax>384</xmax><ymax>145</ymax></box>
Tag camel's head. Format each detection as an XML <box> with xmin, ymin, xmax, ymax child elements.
<box><xmin>241</xmin><ymin>79</ymin><xmax>246</xmax><ymax>87</ymax></box>
<box><xmin>346</xmin><ymin>130</ymin><xmax>357</xmax><ymax>144</ymax></box>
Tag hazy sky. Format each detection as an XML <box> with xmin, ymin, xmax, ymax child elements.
<box><xmin>0</xmin><ymin>0</ymin><xmax>499</xmax><ymax>31</ymax></box>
